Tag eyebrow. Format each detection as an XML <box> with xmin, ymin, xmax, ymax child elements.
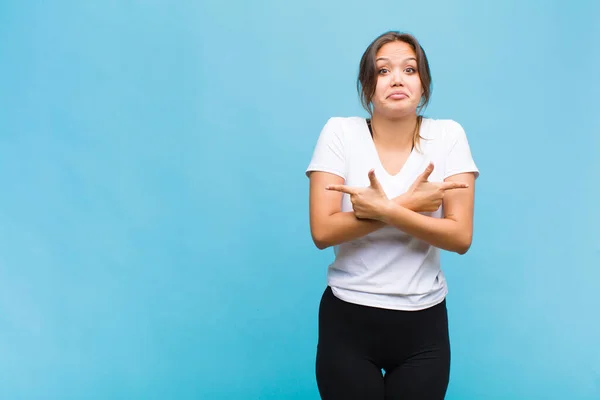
<box><xmin>376</xmin><ymin>57</ymin><xmax>417</xmax><ymax>63</ymax></box>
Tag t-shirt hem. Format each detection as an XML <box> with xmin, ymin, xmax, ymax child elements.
<box><xmin>444</xmin><ymin>167</ymin><xmax>479</xmax><ymax>180</ymax></box>
<box><xmin>330</xmin><ymin>285</ymin><xmax>448</xmax><ymax>311</ymax></box>
<box><xmin>305</xmin><ymin>165</ymin><xmax>346</xmax><ymax>179</ymax></box>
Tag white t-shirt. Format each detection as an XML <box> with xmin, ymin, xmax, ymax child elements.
<box><xmin>306</xmin><ymin>116</ymin><xmax>479</xmax><ymax>311</ymax></box>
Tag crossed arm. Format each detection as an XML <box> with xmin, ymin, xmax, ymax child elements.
<box><xmin>309</xmin><ymin>164</ymin><xmax>476</xmax><ymax>254</ymax></box>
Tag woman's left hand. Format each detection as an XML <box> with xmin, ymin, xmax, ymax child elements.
<box><xmin>326</xmin><ymin>169</ymin><xmax>392</xmax><ymax>220</ymax></box>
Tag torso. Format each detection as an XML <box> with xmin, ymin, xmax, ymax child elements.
<box><xmin>328</xmin><ymin>116</ymin><xmax>448</xmax><ymax>311</ymax></box>
<box><xmin>367</xmin><ymin>118</ymin><xmax>414</xmax><ymax>176</ymax></box>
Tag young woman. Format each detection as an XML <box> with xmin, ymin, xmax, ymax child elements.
<box><xmin>306</xmin><ymin>31</ymin><xmax>479</xmax><ymax>399</ymax></box>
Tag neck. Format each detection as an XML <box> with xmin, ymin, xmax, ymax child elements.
<box><xmin>370</xmin><ymin>112</ymin><xmax>418</xmax><ymax>150</ymax></box>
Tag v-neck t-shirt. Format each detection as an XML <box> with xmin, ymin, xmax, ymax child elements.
<box><xmin>305</xmin><ymin>116</ymin><xmax>479</xmax><ymax>311</ymax></box>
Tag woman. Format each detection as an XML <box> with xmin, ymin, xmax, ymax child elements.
<box><xmin>306</xmin><ymin>31</ymin><xmax>479</xmax><ymax>399</ymax></box>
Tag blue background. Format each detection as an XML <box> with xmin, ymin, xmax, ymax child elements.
<box><xmin>0</xmin><ymin>1</ymin><xmax>599</xmax><ymax>399</ymax></box>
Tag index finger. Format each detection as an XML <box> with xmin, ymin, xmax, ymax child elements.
<box><xmin>440</xmin><ymin>181</ymin><xmax>469</xmax><ymax>190</ymax></box>
<box><xmin>326</xmin><ymin>184</ymin><xmax>356</xmax><ymax>195</ymax></box>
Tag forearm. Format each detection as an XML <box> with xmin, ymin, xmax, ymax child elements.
<box><xmin>312</xmin><ymin>212</ymin><xmax>384</xmax><ymax>249</ymax></box>
<box><xmin>312</xmin><ymin>194</ymin><xmax>410</xmax><ymax>249</ymax></box>
<box><xmin>380</xmin><ymin>203</ymin><xmax>472</xmax><ymax>254</ymax></box>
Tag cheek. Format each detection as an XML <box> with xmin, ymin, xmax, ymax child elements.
<box><xmin>371</xmin><ymin>84</ymin><xmax>385</xmax><ymax>105</ymax></box>
<box><xmin>408</xmin><ymin>77</ymin><xmax>422</xmax><ymax>92</ymax></box>
<box><xmin>374</xmin><ymin>79</ymin><xmax>386</xmax><ymax>96</ymax></box>
<box><xmin>407</xmin><ymin>83</ymin><xmax>423</xmax><ymax>105</ymax></box>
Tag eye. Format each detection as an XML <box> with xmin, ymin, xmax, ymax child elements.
<box><xmin>405</xmin><ymin>67</ymin><xmax>417</xmax><ymax>73</ymax></box>
<box><xmin>378</xmin><ymin>68</ymin><xmax>389</xmax><ymax>74</ymax></box>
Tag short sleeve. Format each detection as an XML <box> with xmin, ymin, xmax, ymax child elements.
<box><xmin>444</xmin><ymin>120</ymin><xmax>480</xmax><ymax>180</ymax></box>
<box><xmin>305</xmin><ymin>118</ymin><xmax>346</xmax><ymax>179</ymax></box>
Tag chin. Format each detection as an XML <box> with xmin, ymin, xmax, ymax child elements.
<box><xmin>377</xmin><ymin>106</ymin><xmax>417</xmax><ymax>119</ymax></box>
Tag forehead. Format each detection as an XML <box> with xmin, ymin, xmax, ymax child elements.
<box><xmin>376</xmin><ymin>41</ymin><xmax>416</xmax><ymax>61</ymax></box>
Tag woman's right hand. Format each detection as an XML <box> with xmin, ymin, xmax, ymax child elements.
<box><xmin>395</xmin><ymin>163</ymin><xmax>469</xmax><ymax>213</ymax></box>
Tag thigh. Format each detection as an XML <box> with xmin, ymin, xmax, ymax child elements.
<box><xmin>383</xmin><ymin>345</ymin><xmax>450</xmax><ymax>400</ymax></box>
<box><xmin>383</xmin><ymin>300</ymin><xmax>451</xmax><ymax>400</ymax></box>
<box><xmin>315</xmin><ymin>287</ymin><xmax>385</xmax><ymax>399</ymax></box>
<box><xmin>316</xmin><ymin>344</ymin><xmax>384</xmax><ymax>400</ymax></box>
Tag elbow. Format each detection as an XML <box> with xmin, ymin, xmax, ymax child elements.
<box><xmin>455</xmin><ymin>244</ymin><xmax>471</xmax><ymax>255</ymax></box>
<box><xmin>311</xmin><ymin>230</ymin><xmax>331</xmax><ymax>250</ymax></box>
<box><xmin>454</xmin><ymin>234</ymin><xmax>473</xmax><ymax>255</ymax></box>
<box><xmin>313</xmin><ymin>238</ymin><xmax>330</xmax><ymax>250</ymax></box>
<box><xmin>314</xmin><ymin>241</ymin><xmax>329</xmax><ymax>250</ymax></box>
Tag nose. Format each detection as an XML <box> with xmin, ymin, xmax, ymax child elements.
<box><xmin>390</xmin><ymin>69</ymin><xmax>404</xmax><ymax>87</ymax></box>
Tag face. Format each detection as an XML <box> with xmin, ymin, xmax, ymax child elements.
<box><xmin>372</xmin><ymin>41</ymin><xmax>423</xmax><ymax>118</ymax></box>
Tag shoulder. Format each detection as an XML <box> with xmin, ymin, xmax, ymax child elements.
<box><xmin>322</xmin><ymin>116</ymin><xmax>366</xmax><ymax>130</ymax></box>
<box><xmin>319</xmin><ymin>116</ymin><xmax>367</xmax><ymax>140</ymax></box>
<box><xmin>421</xmin><ymin>117</ymin><xmax>467</xmax><ymax>144</ymax></box>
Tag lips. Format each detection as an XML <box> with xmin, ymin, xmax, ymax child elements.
<box><xmin>388</xmin><ymin>91</ymin><xmax>408</xmax><ymax>99</ymax></box>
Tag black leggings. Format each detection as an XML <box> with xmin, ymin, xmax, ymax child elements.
<box><xmin>316</xmin><ymin>287</ymin><xmax>451</xmax><ymax>400</ymax></box>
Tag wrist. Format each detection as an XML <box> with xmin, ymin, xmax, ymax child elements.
<box><xmin>394</xmin><ymin>193</ymin><xmax>413</xmax><ymax>209</ymax></box>
<box><xmin>378</xmin><ymin>199</ymin><xmax>397</xmax><ymax>222</ymax></box>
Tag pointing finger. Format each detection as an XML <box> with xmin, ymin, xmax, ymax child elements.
<box><xmin>440</xmin><ymin>181</ymin><xmax>469</xmax><ymax>190</ymax></box>
<box><xmin>326</xmin><ymin>184</ymin><xmax>356</xmax><ymax>195</ymax></box>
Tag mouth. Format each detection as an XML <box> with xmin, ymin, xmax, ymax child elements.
<box><xmin>388</xmin><ymin>92</ymin><xmax>408</xmax><ymax>100</ymax></box>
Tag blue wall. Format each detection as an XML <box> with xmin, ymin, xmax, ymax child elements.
<box><xmin>0</xmin><ymin>1</ymin><xmax>598</xmax><ymax>398</ymax></box>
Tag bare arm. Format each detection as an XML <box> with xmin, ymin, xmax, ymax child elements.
<box><xmin>326</xmin><ymin>170</ymin><xmax>476</xmax><ymax>254</ymax></box>
<box><xmin>309</xmin><ymin>164</ymin><xmax>469</xmax><ymax>250</ymax></box>
<box><xmin>377</xmin><ymin>173</ymin><xmax>476</xmax><ymax>254</ymax></box>
<box><xmin>309</xmin><ymin>171</ymin><xmax>388</xmax><ymax>250</ymax></box>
